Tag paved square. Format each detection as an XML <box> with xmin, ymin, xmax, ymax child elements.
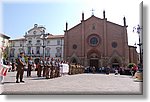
<box><xmin>1</xmin><ymin>71</ymin><xmax>142</xmax><ymax>95</ymax></box>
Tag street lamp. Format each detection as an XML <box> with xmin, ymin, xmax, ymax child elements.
<box><xmin>133</xmin><ymin>25</ymin><xmax>143</xmax><ymax>67</ymax></box>
<box><xmin>40</xmin><ymin>30</ymin><xmax>49</xmax><ymax>59</ymax></box>
<box><xmin>23</xmin><ymin>32</ymin><xmax>27</xmax><ymax>54</ymax></box>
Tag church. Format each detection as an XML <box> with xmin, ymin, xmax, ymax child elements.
<box><xmin>64</xmin><ymin>11</ymin><xmax>138</xmax><ymax>69</ymax></box>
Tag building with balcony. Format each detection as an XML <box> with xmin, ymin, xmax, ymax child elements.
<box><xmin>9</xmin><ymin>24</ymin><xmax>64</xmax><ymax>62</ymax></box>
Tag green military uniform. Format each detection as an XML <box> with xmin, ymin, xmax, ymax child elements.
<box><xmin>16</xmin><ymin>52</ymin><xmax>26</xmax><ymax>83</ymax></box>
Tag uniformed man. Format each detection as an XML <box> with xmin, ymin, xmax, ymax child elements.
<box><xmin>50</xmin><ymin>58</ymin><xmax>55</xmax><ymax>78</ymax></box>
<box><xmin>43</xmin><ymin>57</ymin><xmax>47</xmax><ymax>77</ymax></box>
<box><xmin>37</xmin><ymin>57</ymin><xmax>43</xmax><ymax>77</ymax></box>
<box><xmin>45</xmin><ymin>57</ymin><xmax>51</xmax><ymax>79</ymax></box>
<box><xmin>27</xmin><ymin>56</ymin><xmax>33</xmax><ymax>77</ymax></box>
<box><xmin>55</xmin><ymin>59</ymin><xmax>60</xmax><ymax>77</ymax></box>
<box><xmin>16</xmin><ymin>52</ymin><xmax>26</xmax><ymax>83</ymax></box>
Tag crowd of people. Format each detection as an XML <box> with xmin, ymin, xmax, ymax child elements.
<box><xmin>1</xmin><ymin>52</ymin><xmax>141</xmax><ymax>83</ymax></box>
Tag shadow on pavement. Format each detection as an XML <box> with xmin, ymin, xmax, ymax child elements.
<box><xmin>2</xmin><ymin>81</ymin><xmax>16</xmax><ymax>84</ymax></box>
<box><xmin>29</xmin><ymin>77</ymin><xmax>47</xmax><ymax>80</ymax></box>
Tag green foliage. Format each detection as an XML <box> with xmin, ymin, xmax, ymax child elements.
<box><xmin>24</xmin><ymin>56</ymin><xmax>28</xmax><ymax>63</ymax></box>
<box><xmin>128</xmin><ymin>63</ymin><xmax>135</xmax><ymax>68</ymax></box>
<box><xmin>3</xmin><ymin>46</ymin><xmax>9</xmax><ymax>60</ymax></box>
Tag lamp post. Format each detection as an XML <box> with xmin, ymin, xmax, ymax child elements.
<box><xmin>133</xmin><ymin>25</ymin><xmax>143</xmax><ymax>67</ymax></box>
<box><xmin>40</xmin><ymin>30</ymin><xmax>49</xmax><ymax>59</ymax></box>
<box><xmin>23</xmin><ymin>33</ymin><xmax>27</xmax><ymax>54</ymax></box>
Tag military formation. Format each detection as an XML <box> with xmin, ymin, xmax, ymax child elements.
<box><xmin>69</xmin><ymin>64</ymin><xmax>85</xmax><ymax>75</ymax></box>
<box><xmin>14</xmin><ymin>52</ymin><xmax>85</xmax><ymax>83</ymax></box>
<box><xmin>37</xmin><ymin>57</ymin><xmax>62</xmax><ymax>79</ymax></box>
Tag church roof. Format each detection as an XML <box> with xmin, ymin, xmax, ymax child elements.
<box><xmin>27</xmin><ymin>24</ymin><xmax>46</xmax><ymax>33</ymax></box>
<box><xmin>66</xmin><ymin>15</ymin><xmax>124</xmax><ymax>32</ymax></box>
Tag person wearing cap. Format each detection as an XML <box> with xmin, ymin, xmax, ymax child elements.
<box><xmin>16</xmin><ymin>52</ymin><xmax>26</xmax><ymax>83</ymax></box>
<box><xmin>27</xmin><ymin>56</ymin><xmax>33</xmax><ymax>77</ymax></box>
<box><xmin>43</xmin><ymin>57</ymin><xmax>47</xmax><ymax>77</ymax></box>
<box><xmin>45</xmin><ymin>57</ymin><xmax>51</xmax><ymax>79</ymax></box>
<box><xmin>37</xmin><ymin>57</ymin><xmax>43</xmax><ymax>77</ymax></box>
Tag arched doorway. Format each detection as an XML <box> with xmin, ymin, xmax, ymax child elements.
<box><xmin>90</xmin><ymin>58</ymin><xmax>99</xmax><ymax>71</ymax></box>
<box><xmin>112</xmin><ymin>58</ymin><xmax>120</xmax><ymax>68</ymax></box>
<box><xmin>71</xmin><ymin>58</ymin><xmax>78</xmax><ymax>64</ymax></box>
<box><xmin>87</xmin><ymin>49</ymin><xmax>101</xmax><ymax>72</ymax></box>
<box><xmin>109</xmin><ymin>57</ymin><xmax>122</xmax><ymax>72</ymax></box>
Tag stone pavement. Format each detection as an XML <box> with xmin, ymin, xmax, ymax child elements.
<box><xmin>1</xmin><ymin>71</ymin><xmax>142</xmax><ymax>95</ymax></box>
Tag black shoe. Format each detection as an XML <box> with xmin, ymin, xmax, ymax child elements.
<box><xmin>16</xmin><ymin>81</ymin><xmax>19</xmax><ymax>83</ymax></box>
<box><xmin>20</xmin><ymin>81</ymin><xmax>25</xmax><ymax>83</ymax></box>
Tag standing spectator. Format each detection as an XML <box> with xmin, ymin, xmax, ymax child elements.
<box><xmin>114</xmin><ymin>68</ymin><xmax>119</xmax><ymax>75</ymax></box>
<box><xmin>16</xmin><ymin>52</ymin><xmax>26</xmax><ymax>83</ymax></box>
<box><xmin>132</xmin><ymin>64</ymin><xmax>138</xmax><ymax>76</ymax></box>
<box><xmin>11</xmin><ymin>60</ymin><xmax>15</xmax><ymax>72</ymax></box>
<box><xmin>106</xmin><ymin>66</ymin><xmax>110</xmax><ymax>75</ymax></box>
<box><xmin>27</xmin><ymin>56</ymin><xmax>33</xmax><ymax>77</ymax></box>
<box><xmin>92</xmin><ymin>66</ymin><xmax>96</xmax><ymax>74</ymax></box>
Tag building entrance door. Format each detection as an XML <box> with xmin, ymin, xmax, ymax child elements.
<box><xmin>90</xmin><ymin>59</ymin><xmax>99</xmax><ymax>72</ymax></box>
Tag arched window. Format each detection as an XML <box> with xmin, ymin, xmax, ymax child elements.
<box><xmin>46</xmin><ymin>47</ymin><xmax>50</xmax><ymax>56</ymax></box>
<box><xmin>36</xmin><ymin>46</ymin><xmax>40</xmax><ymax>54</ymax></box>
<box><xmin>27</xmin><ymin>47</ymin><xmax>31</xmax><ymax>54</ymax></box>
<box><xmin>10</xmin><ymin>49</ymin><xmax>15</xmax><ymax>57</ymax></box>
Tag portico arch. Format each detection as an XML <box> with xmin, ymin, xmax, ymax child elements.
<box><xmin>87</xmin><ymin>49</ymin><xmax>101</xmax><ymax>72</ymax></box>
<box><xmin>69</xmin><ymin>53</ymin><xmax>80</xmax><ymax>64</ymax></box>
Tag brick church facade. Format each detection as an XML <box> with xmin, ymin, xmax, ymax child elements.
<box><xmin>64</xmin><ymin>11</ymin><xmax>138</xmax><ymax>68</ymax></box>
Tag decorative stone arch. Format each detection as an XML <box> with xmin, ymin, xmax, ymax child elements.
<box><xmin>108</xmin><ymin>52</ymin><xmax>123</xmax><ymax>67</ymax></box>
<box><xmin>87</xmin><ymin>49</ymin><xmax>101</xmax><ymax>69</ymax></box>
<box><xmin>87</xmin><ymin>48</ymin><xmax>101</xmax><ymax>59</ymax></box>
<box><xmin>69</xmin><ymin>53</ymin><xmax>80</xmax><ymax>64</ymax></box>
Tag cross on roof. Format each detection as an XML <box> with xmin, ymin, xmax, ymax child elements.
<box><xmin>91</xmin><ymin>8</ymin><xmax>95</xmax><ymax>16</ymax></box>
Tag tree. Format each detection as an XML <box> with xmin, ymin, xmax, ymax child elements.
<box><xmin>3</xmin><ymin>46</ymin><xmax>9</xmax><ymax>60</ymax></box>
<box><xmin>127</xmin><ymin>63</ymin><xmax>136</xmax><ymax>68</ymax></box>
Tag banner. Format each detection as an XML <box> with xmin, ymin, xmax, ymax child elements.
<box><xmin>60</xmin><ymin>63</ymin><xmax>69</xmax><ymax>74</ymax></box>
<box><xmin>0</xmin><ymin>63</ymin><xmax>10</xmax><ymax>76</ymax></box>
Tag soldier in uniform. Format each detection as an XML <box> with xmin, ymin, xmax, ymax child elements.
<box><xmin>16</xmin><ymin>52</ymin><xmax>26</xmax><ymax>83</ymax></box>
<box><xmin>37</xmin><ymin>57</ymin><xmax>43</xmax><ymax>77</ymax></box>
<box><xmin>55</xmin><ymin>59</ymin><xmax>60</xmax><ymax>77</ymax></box>
<box><xmin>45</xmin><ymin>57</ymin><xmax>51</xmax><ymax>79</ymax></box>
<box><xmin>43</xmin><ymin>57</ymin><xmax>47</xmax><ymax>77</ymax></box>
<box><xmin>27</xmin><ymin>56</ymin><xmax>33</xmax><ymax>77</ymax></box>
<box><xmin>50</xmin><ymin>58</ymin><xmax>55</xmax><ymax>78</ymax></box>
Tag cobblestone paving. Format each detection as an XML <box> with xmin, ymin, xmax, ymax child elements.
<box><xmin>1</xmin><ymin>71</ymin><xmax>142</xmax><ymax>95</ymax></box>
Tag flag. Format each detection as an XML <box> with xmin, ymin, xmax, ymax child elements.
<box><xmin>0</xmin><ymin>64</ymin><xmax>9</xmax><ymax>76</ymax></box>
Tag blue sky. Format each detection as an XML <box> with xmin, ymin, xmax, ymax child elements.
<box><xmin>3</xmin><ymin>2</ymin><xmax>85</xmax><ymax>38</ymax></box>
<box><xmin>2</xmin><ymin>0</ymin><xmax>142</xmax><ymax>50</ymax></box>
